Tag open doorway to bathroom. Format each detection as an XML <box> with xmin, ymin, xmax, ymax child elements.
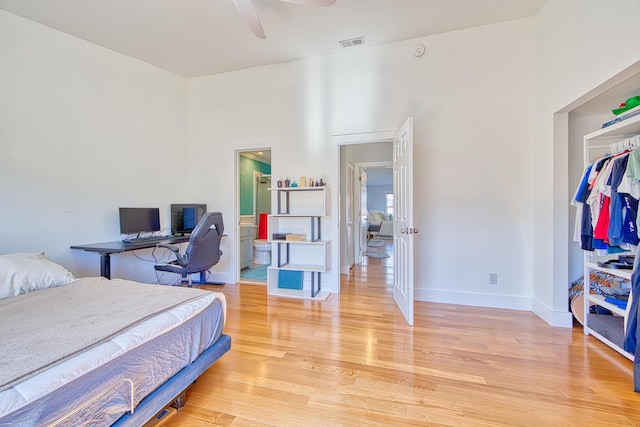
<box><xmin>238</xmin><ymin>150</ymin><xmax>272</xmax><ymax>284</ymax></box>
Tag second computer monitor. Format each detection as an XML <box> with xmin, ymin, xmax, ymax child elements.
<box><xmin>171</xmin><ymin>204</ymin><xmax>207</xmax><ymax>235</ymax></box>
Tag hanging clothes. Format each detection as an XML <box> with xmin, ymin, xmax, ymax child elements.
<box><xmin>573</xmin><ymin>148</ymin><xmax>640</xmax><ymax>253</ymax></box>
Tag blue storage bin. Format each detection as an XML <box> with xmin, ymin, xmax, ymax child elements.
<box><xmin>278</xmin><ymin>270</ymin><xmax>303</xmax><ymax>290</ymax></box>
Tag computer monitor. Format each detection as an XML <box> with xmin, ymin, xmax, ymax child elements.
<box><xmin>119</xmin><ymin>207</ymin><xmax>161</xmax><ymax>235</ymax></box>
<box><xmin>171</xmin><ymin>204</ymin><xmax>207</xmax><ymax>235</ymax></box>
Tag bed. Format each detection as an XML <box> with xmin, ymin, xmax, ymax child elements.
<box><xmin>367</xmin><ymin>210</ymin><xmax>393</xmax><ymax>237</ymax></box>
<box><xmin>0</xmin><ymin>252</ymin><xmax>230</xmax><ymax>426</ymax></box>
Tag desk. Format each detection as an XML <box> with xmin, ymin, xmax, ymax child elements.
<box><xmin>71</xmin><ymin>237</ymin><xmax>190</xmax><ymax>279</ymax></box>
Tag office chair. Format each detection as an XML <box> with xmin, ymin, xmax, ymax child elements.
<box><xmin>155</xmin><ymin>212</ymin><xmax>225</xmax><ymax>286</ymax></box>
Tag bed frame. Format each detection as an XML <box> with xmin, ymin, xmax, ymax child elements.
<box><xmin>112</xmin><ymin>333</ymin><xmax>231</xmax><ymax>426</ymax></box>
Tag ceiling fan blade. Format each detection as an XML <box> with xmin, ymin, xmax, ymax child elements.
<box><xmin>232</xmin><ymin>0</ymin><xmax>266</xmax><ymax>39</ymax></box>
<box><xmin>278</xmin><ymin>0</ymin><xmax>336</xmax><ymax>6</ymax></box>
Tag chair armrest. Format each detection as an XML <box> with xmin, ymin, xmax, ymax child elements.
<box><xmin>157</xmin><ymin>243</ymin><xmax>179</xmax><ymax>253</ymax></box>
<box><xmin>157</xmin><ymin>243</ymin><xmax>189</xmax><ymax>267</ymax></box>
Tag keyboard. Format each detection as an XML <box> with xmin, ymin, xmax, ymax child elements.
<box><xmin>121</xmin><ymin>235</ymin><xmax>170</xmax><ymax>245</ymax></box>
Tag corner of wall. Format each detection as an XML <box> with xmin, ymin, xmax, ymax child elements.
<box><xmin>531</xmin><ymin>297</ymin><xmax>573</xmax><ymax>328</ymax></box>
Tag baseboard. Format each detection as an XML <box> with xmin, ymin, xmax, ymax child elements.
<box><xmin>340</xmin><ymin>263</ymin><xmax>354</xmax><ymax>275</ymax></box>
<box><xmin>415</xmin><ymin>289</ymin><xmax>532</xmax><ymax>312</ymax></box>
<box><xmin>415</xmin><ymin>289</ymin><xmax>574</xmax><ymax>328</ymax></box>
<box><xmin>531</xmin><ymin>297</ymin><xmax>573</xmax><ymax>328</ymax></box>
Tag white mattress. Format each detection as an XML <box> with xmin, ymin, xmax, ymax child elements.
<box><xmin>0</xmin><ymin>282</ymin><xmax>226</xmax><ymax>426</ymax></box>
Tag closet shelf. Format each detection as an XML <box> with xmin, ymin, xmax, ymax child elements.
<box><xmin>584</xmin><ymin>262</ymin><xmax>633</xmax><ymax>280</ymax></box>
<box><xmin>585</xmin><ymin>294</ymin><xmax>627</xmax><ymax>317</ymax></box>
<box><xmin>585</xmin><ymin>113</ymin><xmax>640</xmax><ymax>141</ymax></box>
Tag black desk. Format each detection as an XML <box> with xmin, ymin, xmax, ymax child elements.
<box><xmin>71</xmin><ymin>236</ymin><xmax>190</xmax><ymax>279</ymax></box>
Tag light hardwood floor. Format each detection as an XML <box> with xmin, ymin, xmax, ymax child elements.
<box><xmin>167</xmin><ymin>244</ymin><xmax>640</xmax><ymax>426</ymax></box>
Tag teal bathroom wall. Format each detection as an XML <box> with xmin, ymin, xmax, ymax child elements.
<box><xmin>240</xmin><ymin>156</ymin><xmax>271</xmax><ymax>215</ymax></box>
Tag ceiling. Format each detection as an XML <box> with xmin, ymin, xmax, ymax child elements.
<box><xmin>0</xmin><ymin>0</ymin><xmax>547</xmax><ymax>78</ymax></box>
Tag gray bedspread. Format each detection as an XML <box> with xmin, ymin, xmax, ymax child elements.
<box><xmin>0</xmin><ymin>277</ymin><xmax>211</xmax><ymax>391</ymax></box>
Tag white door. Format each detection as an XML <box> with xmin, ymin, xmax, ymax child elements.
<box><xmin>393</xmin><ymin>117</ymin><xmax>415</xmax><ymax>325</ymax></box>
<box><xmin>345</xmin><ymin>162</ymin><xmax>355</xmax><ymax>271</ymax></box>
<box><xmin>359</xmin><ymin>169</ymin><xmax>368</xmax><ymax>262</ymax></box>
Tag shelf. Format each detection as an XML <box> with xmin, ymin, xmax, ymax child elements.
<box><xmin>585</xmin><ymin>294</ymin><xmax>627</xmax><ymax>317</ymax></box>
<box><xmin>267</xmin><ymin>286</ymin><xmax>330</xmax><ymax>300</ymax></box>
<box><xmin>268</xmin><ymin>186</ymin><xmax>327</xmax><ymax>192</ymax></box>
<box><xmin>273</xmin><ymin>263</ymin><xmax>328</xmax><ymax>272</ymax></box>
<box><xmin>270</xmin><ymin>186</ymin><xmax>330</xmax><ymax>216</ymax></box>
<box><xmin>267</xmin><ymin>267</ymin><xmax>329</xmax><ymax>299</ymax></box>
<box><xmin>583</xmin><ymin>325</ymin><xmax>633</xmax><ymax>361</ymax></box>
<box><xmin>585</xmin><ymin>261</ymin><xmax>633</xmax><ymax>280</ymax></box>
<box><xmin>270</xmin><ymin>214</ymin><xmax>325</xmax><ymax>218</ymax></box>
<box><xmin>584</xmin><ymin>113</ymin><xmax>640</xmax><ymax>142</ymax></box>
<box><xmin>268</xmin><ymin>239</ymin><xmax>329</xmax><ymax>245</ymax></box>
<box><xmin>267</xmin><ymin>185</ymin><xmax>331</xmax><ymax>299</ymax></box>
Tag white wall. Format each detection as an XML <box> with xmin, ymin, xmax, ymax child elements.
<box><xmin>533</xmin><ymin>0</ymin><xmax>640</xmax><ymax>326</ymax></box>
<box><xmin>11</xmin><ymin>2</ymin><xmax>635</xmax><ymax>323</ymax></box>
<box><xmin>189</xmin><ymin>18</ymin><xmax>535</xmax><ymax>306</ymax></box>
<box><xmin>0</xmin><ymin>10</ymin><xmax>191</xmax><ymax>283</ymax></box>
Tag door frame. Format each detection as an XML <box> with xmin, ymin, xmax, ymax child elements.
<box><xmin>343</xmin><ymin>161</ymin><xmax>355</xmax><ymax>274</ymax></box>
<box><xmin>333</xmin><ymin>130</ymin><xmax>395</xmax><ymax>289</ymax></box>
<box><xmin>234</xmin><ymin>140</ymin><xmax>278</xmax><ymax>284</ymax></box>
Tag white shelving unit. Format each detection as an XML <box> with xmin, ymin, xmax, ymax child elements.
<box><xmin>267</xmin><ymin>186</ymin><xmax>331</xmax><ymax>299</ymax></box>
<box><xmin>581</xmin><ymin>115</ymin><xmax>640</xmax><ymax>360</ymax></box>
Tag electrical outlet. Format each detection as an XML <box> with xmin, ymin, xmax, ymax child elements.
<box><xmin>489</xmin><ymin>273</ymin><xmax>498</xmax><ymax>285</ymax></box>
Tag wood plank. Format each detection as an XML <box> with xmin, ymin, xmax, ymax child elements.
<box><xmin>166</xmin><ymin>243</ymin><xmax>640</xmax><ymax>426</ymax></box>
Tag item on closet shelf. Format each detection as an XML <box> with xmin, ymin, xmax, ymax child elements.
<box><xmin>601</xmin><ymin>286</ymin><xmax>631</xmax><ymax>297</ymax></box>
<box><xmin>602</xmin><ymin>104</ymin><xmax>640</xmax><ymax>128</ymax></box>
<box><xmin>604</xmin><ymin>296</ymin><xmax>628</xmax><ymax>309</ymax></box>
<box><xmin>277</xmin><ymin>180</ymin><xmax>283</xmax><ymax>188</ymax></box>
<box><xmin>284</xmin><ymin>178</ymin><xmax>290</xmax><ymax>187</ymax></box>
<box><xmin>619</xmin><ymin>254</ymin><xmax>636</xmax><ymax>264</ymax></box>
<box><xmin>300</xmin><ymin>177</ymin><xmax>306</xmax><ymax>187</ymax></box>
<box><xmin>597</xmin><ymin>259</ymin><xmax>634</xmax><ymax>269</ymax></box>
<box><xmin>272</xmin><ymin>233</ymin><xmax>288</xmax><ymax>240</ymax></box>
<box><xmin>613</xmin><ymin>95</ymin><xmax>640</xmax><ymax>115</ymax></box>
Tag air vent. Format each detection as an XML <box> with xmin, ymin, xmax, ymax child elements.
<box><xmin>339</xmin><ymin>36</ymin><xmax>365</xmax><ymax>48</ymax></box>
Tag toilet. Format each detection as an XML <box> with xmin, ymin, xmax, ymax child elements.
<box><xmin>253</xmin><ymin>240</ymin><xmax>271</xmax><ymax>265</ymax></box>
<box><xmin>253</xmin><ymin>213</ymin><xmax>272</xmax><ymax>265</ymax></box>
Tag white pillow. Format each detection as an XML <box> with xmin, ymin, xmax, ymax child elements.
<box><xmin>0</xmin><ymin>252</ymin><xmax>76</xmax><ymax>299</ymax></box>
<box><xmin>368</xmin><ymin>210</ymin><xmax>382</xmax><ymax>223</ymax></box>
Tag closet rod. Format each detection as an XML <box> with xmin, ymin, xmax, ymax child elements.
<box><xmin>609</xmin><ymin>134</ymin><xmax>640</xmax><ymax>155</ymax></box>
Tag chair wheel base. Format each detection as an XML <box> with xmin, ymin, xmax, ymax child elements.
<box><xmin>180</xmin><ymin>279</ymin><xmax>225</xmax><ymax>287</ymax></box>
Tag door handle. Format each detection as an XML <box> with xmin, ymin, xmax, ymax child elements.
<box><xmin>400</xmin><ymin>228</ymin><xmax>418</xmax><ymax>234</ymax></box>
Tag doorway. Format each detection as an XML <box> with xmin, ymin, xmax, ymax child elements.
<box><xmin>360</xmin><ymin>164</ymin><xmax>394</xmax><ymax>264</ymax></box>
<box><xmin>335</xmin><ymin>118</ymin><xmax>415</xmax><ymax>325</ymax></box>
<box><xmin>237</xmin><ymin>150</ymin><xmax>272</xmax><ymax>284</ymax></box>
<box><xmin>339</xmin><ymin>142</ymin><xmax>393</xmax><ymax>279</ymax></box>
